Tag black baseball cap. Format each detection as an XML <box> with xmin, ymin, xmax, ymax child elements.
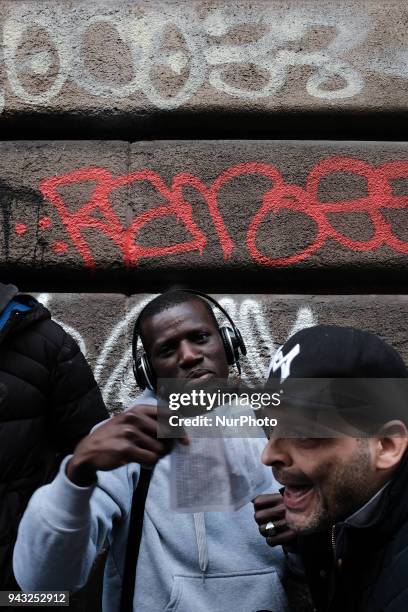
<box><xmin>266</xmin><ymin>325</ymin><xmax>408</xmax><ymax>435</ymax></box>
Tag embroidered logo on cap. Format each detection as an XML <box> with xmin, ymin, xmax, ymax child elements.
<box><xmin>270</xmin><ymin>344</ymin><xmax>300</xmax><ymax>382</ymax></box>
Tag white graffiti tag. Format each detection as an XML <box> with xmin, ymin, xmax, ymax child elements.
<box><xmin>1</xmin><ymin>2</ymin><xmax>404</xmax><ymax>111</ymax></box>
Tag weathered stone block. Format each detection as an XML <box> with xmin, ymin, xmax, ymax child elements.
<box><xmin>0</xmin><ymin>0</ymin><xmax>407</xmax><ymax>123</ymax></box>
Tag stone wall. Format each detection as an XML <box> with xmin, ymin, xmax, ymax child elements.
<box><xmin>0</xmin><ymin>0</ymin><xmax>406</xmax><ymax>413</ymax></box>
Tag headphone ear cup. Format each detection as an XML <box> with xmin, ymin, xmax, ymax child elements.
<box><xmin>235</xmin><ymin>327</ymin><xmax>247</xmax><ymax>356</ymax></box>
<box><xmin>220</xmin><ymin>326</ymin><xmax>240</xmax><ymax>365</ymax></box>
<box><xmin>134</xmin><ymin>353</ymin><xmax>156</xmax><ymax>391</ymax></box>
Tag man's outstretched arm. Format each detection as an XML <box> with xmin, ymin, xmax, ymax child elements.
<box><xmin>13</xmin><ymin>404</ymin><xmax>174</xmax><ymax>592</ymax></box>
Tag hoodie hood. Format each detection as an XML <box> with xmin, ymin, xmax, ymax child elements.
<box><xmin>0</xmin><ymin>289</ymin><xmax>49</xmax><ymax>341</ymax></box>
<box><xmin>0</xmin><ymin>283</ymin><xmax>19</xmax><ymax>315</ymax></box>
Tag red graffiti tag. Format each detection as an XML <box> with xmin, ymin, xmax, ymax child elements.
<box><xmin>248</xmin><ymin>158</ymin><xmax>408</xmax><ymax>265</ymax></box>
<box><xmin>15</xmin><ymin>223</ymin><xmax>27</xmax><ymax>236</ymax></box>
<box><xmin>40</xmin><ymin>168</ymin><xmax>214</xmax><ymax>267</ymax></box>
<box><xmin>52</xmin><ymin>241</ymin><xmax>69</xmax><ymax>254</ymax></box>
<box><xmin>39</xmin><ymin>158</ymin><xmax>408</xmax><ymax>268</ymax></box>
<box><xmin>38</xmin><ymin>216</ymin><xmax>52</xmax><ymax>230</ymax></box>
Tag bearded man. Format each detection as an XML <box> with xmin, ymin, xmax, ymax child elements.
<box><xmin>255</xmin><ymin>325</ymin><xmax>408</xmax><ymax>612</ymax></box>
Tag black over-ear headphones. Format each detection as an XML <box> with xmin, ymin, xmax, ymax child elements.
<box><xmin>132</xmin><ymin>290</ymin><xmax>247</xmax><ymax>390</ymax></box>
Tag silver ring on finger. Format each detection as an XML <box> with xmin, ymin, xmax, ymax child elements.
<box><xmin>264</xmin><ymin>521</ymin><xmax>277</xmax><ymax>537</ymax></box>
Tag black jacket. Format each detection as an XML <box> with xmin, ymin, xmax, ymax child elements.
<box><xmin>0</xmin><ymin>284</ymin><xmax>108</xmax><ymax>589</ymax></box>
<box><xmin>299</xmin><ymin>452</ymin><xmax>408</xmax><ymax>612</ymax></box>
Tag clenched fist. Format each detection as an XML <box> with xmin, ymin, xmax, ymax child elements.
<box><xmin>67</xmin><ymin>404</ymin><xmax>188</xmax><ymax>486</ymax></box>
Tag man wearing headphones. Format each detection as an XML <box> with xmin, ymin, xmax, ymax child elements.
<box><xmin>14</xmin><ymin>291</ymin><xmax>288</xmax><ymax>612</ymax></box>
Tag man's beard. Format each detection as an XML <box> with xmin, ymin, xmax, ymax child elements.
<box><xmin>287</xmin><ymin>439</ymin><xmax>377</xmax><ymax>534</ymax></box>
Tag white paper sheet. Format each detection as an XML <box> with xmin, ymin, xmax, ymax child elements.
<box><xmin>170</xmin><ymin>405</ymin><xmax>273</xmax><ymax>512</ymax></box>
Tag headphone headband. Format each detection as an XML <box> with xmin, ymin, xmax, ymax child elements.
<box><xmin>185</xmin><ymin>290</ymin><xmax>239</xmax><ymax>333</ymax></box>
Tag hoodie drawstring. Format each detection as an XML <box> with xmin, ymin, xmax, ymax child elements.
<box><xmin>193</xmin><ymin>512</ymin><xmax>208</xmax><ymax>580</ymax></box>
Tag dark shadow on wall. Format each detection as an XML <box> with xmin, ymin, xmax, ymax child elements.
<box><xmin>3</xmin><ymin>267</ymin><xmax>408</xmax><ymax>295</ymax></box>
<box><xmin>1</xmin><ymin>111</ymin><xmax>408</xmax><ymax>142</ymax></box>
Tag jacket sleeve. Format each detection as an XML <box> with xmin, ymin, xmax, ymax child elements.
<box><xmin>13</xmin><ymin>456</ymin><xmax>139</xmax><ymax>592</ymax></box>
<box><xmin>48</xmin><ymin>330</ymin><xmax>109</xmax><ymax>453</ymax></box>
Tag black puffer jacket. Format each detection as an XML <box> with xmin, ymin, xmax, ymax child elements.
<box><xmin>299</xmin><ymin>451</ymin><xmax>408</xmax><ymax>611</ymax></box>
<box><xmin>0</xmin><ymin>284</ymin><xmax>108</xmax><ymax>590</ymax></box>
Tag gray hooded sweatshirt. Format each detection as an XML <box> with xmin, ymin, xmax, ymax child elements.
<box><xmin>14</xmin><ymin>391</ymin><xmax>288</xmax><ymax>612</ymax></box>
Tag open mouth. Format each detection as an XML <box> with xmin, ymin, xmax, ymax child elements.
<box><xmin>283</xmin><ymin>484</ymin><xmax>315</xmax><ymax>511</ymax></box>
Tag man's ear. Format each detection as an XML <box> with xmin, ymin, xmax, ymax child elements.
<box><xmin>374</xmin><ymin>420</ymin><xmax>408</xmax><ymax>471</ymax></box>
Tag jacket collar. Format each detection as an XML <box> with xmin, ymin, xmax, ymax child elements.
<box><xmin>336</xmin><ymin>450</ymin><xmax>408</xmax><ymax>539</ymax></box>
<box><xmin>0</xmin><ymin>299</ymin><xmax>32</xmax><ymax>330</ymax></box>
<box><xmin>343</xmin><ymin>481</ymin><xmax>390</xmax><ymax>527</ymax></box>
<box><xmin>0</xmin><ymin>294</ymin><xmax>50</xmax><ymax>343</ymax></box>
<box><xmin>371</xmin><ymin>449</ymin><xmax>408</xmax><ymax>535</ymax></box>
